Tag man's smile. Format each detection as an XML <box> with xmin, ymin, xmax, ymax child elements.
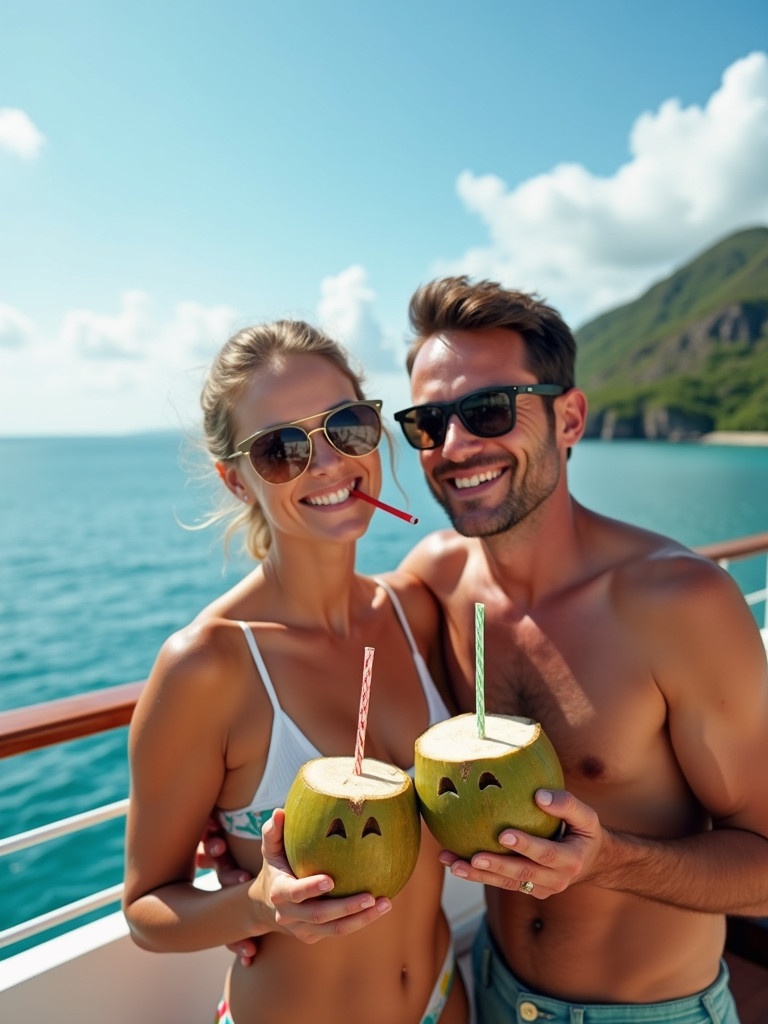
<box><xmin>452</xmin><ymin>467</ymin><xmax>505</xmax><ymax>491</ymax></box>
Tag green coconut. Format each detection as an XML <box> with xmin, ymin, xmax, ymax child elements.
<box><xmin>414</xmin><ymin>714</ymin><xmax>564</xmax><ymax>860</ymax></box>
<box><xmin>283</xmin><ymin>756</ymin><xmax>421</xmax><ymax>898</ymax></box>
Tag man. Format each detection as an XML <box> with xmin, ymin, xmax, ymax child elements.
<box><xmin>392</xmin><ymin>275</ymin><xmax>768</xmax><ymax>1023</ymax></box>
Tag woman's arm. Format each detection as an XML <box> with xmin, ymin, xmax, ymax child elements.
<box><xmin>122</xmin><ymin>620</ymin><xmax>273</xmax><ymax>951</ymax></box>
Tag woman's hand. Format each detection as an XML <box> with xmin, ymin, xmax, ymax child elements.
<box><xmin>253</xmin><ymin>809</ymin><xmax>392</xmax><ymax>943</ymax></box>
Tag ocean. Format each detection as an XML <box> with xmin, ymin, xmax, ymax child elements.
<box><xmin>2</xmin><ymin>434</ymin><xmax>768</xmax><ymax>957</ymax></box>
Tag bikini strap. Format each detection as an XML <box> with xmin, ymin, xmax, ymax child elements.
<box><xmin>237</xmin><ymin>621</ymin><xmax>281</xmax><ymax>712</ymax></box>
<box><xmin>373</xmin><ymin>576</ymin><xmax>420</xmax><ymax>659</ymax></box>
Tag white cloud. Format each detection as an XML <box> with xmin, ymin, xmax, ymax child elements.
<box><xmin>165</xmin><ymin>300</ymin><xmax>241</xmax><ymax>361</ymax></box>
<box><xmin>58</xmin><ymin>290</ymin><xmax>239</xmax><ymax>365</ymax></box>
<box><xmin>317</xmin><ymin>265</ymin><xmax>399</xmax><ymax>373</ymax></box>
<box><xmin>0</xmin><ymin>305</ymin><xmax>36</xmax><ymax>349</ymax></box>
<box><xmin>442</xmin><ymin>51</ymin><xmax>768</xmax><ymax>327</ymax></box>
<box><xmin>61</xmin><ymin>290</ymin><xmax>154</xmax><ymax>360</ymax></box>
<box><xmin>0</xmin><ymin>294</ymin><xmax>240</xmax><ymax>435</ymax></box>
<box><xmin>312</xmin><ymin>266</ymin><xmax>412</xmax><ymax>421</ymax></box>
<box><xmin>0</xmin><ymin>108</ymin><xmax>46</xmax><ymax>159</ymax></box>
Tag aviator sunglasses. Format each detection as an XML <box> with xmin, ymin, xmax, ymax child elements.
<box><xmin>394</xmin><ymin>384</ymin><xmax>565</xmax><ymax>450</ymax></box>
<box><xmin>224</xmin><ymin>400</ymin><xmax>383</xmax><ymax>484</ymax></box>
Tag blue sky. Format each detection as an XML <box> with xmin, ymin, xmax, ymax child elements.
<box><xmin>2</xmin><ymin>1</ymin><xmax>767</xmax><ymax>436</ymax></box>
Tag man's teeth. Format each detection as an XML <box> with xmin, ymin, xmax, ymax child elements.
<box><xmin>454</xmin><ymin>469</ymin><xmax>502</xmax><ymax>490</ymax></box>
<box><xmin>307</xmin><ymin>486</ymin><xmax>351</xmax><ymax>506</ymax></box>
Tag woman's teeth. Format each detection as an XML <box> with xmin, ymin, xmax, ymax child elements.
<box><xmin>306</xmin><ymin>486</ymin><xmax>352</xmax><ymax>506</ymax></box>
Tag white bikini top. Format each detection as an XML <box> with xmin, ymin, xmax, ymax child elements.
<box><xmin>217</xmin><ymin>577</ymin><xmax>450</xmax><ymax>839</ymax></box>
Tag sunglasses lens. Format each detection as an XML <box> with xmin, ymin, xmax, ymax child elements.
<box><xmin>397</xmin><ymin>389</ymin><xmax>517</xmax><ymax>449</ymax></box>
<box><xmin>461</xmin><ymin>391</ymin><xmax>515</xmax><ymax>437</ymax></box>
<box><xmin>249</xmin><ymin>426</ymin><xmax>310</xmax><ymax>483</ymax></box>
<box><xmin>399</xmin><ymin>407</ymin><xmax>446</xmax><ymax>449</ymax></box>
<box><xmin>326</xmin><ymin>403</ymin><xmax>382</xmax><ymax>456</ymax></box>
<box><xmin>246</xmin><ymin>403</ymin><xmax>381</xmax><ymax>483</ymax></box>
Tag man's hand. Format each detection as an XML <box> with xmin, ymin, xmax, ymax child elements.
<box><xmin>198</xmin><ymin>817</ymin><xmax>253</xmax><ymax>886</ymax></box>
<box><xmin>197</xmin><ymin>817</ymin><xmax>259</xmax><ymax>965</ymax></box>
<box><xmin>439</xmin><ymin>788</ymin><xmax>603</xmax><ymax>897</ymax></box>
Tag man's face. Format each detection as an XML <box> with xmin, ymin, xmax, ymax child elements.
<box><xmin>407</xmin><ymin>328</ymin><xmax>562</xmax><ymax>538</ymax></box>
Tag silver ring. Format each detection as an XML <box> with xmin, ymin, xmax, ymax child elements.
<box><xmin>519</xmin><ymin>880</ymin><xmax>534</xmax><ymax>894</ymax></box>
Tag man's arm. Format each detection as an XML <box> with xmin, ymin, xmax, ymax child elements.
<box><xmin>443</xmin><ymin>786</ymin><xmax>768</xmax><ymax>916</ymax></box>
<box><xmin>197</xmin><ymin>819</ymin><xmax>259</xmax><ymax>965</ymax></box>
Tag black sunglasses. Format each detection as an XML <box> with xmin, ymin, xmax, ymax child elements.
<box><xmin>224</xmin><ymin>400</ymin><xmax>383</xmax><ymax>484</ymax></box>
<box><xmin>394</xmin><ymin>385</ymin><xmax>564</xmax><ymax>450</ymax></box>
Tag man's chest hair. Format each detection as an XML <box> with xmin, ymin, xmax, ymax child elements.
<box><xmin>448</xmin><ymin>623</ymin><xmax>653</xmax><ymax>787</ymax></box>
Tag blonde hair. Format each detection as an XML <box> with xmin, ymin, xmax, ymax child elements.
<box><xmin>199</xmin><ymin>320</ymin><xmax>368</xmax><ymax>561</ymax></box>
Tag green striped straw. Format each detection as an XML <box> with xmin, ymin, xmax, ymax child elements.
<box><xmin>475</xmin><ymin>602</ymin><xmax>486</xmax><ymax>738</ymax></box>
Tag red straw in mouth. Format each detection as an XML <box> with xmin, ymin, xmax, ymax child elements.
<box><xmin>349</xmin><ymin>488</ymin><xmax>419</xmax><ymax>524</ymax></box>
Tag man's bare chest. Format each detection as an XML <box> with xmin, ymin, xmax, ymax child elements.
<box><xmin>443</xmin><ymin>604</ymin><xmax>662</xmax><ymax>789</ymax></box>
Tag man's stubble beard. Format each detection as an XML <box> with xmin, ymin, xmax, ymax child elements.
<box><xmin>424</xmin><ymin>433</ymin><xmax>561</xmax><ymax>539</ymax></box>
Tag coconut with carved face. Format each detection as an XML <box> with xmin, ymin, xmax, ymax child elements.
<box><xmin>414</xmin><ymin>714</ymin><xmax>564</xmax><ymax>860</ymax></box>
<box><xmin>283</xmin><ymin>756</ymin><xmax>421</xmax><ymax>899</ymax></box>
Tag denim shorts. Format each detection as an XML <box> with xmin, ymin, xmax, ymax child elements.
<box><xmin>471</xmin><ymin>916</ymin><xmax>741</xmax><ymax>1024</ymax></box>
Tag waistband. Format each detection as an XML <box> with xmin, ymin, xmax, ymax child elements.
<box><xmin>214</xmin><ymin>997</ymin><xmax>233</xmax><ymax>1024</ymax></box>
<box><xmin>422</xmin><ymin>935</ymin><xmax>456</xmax><ymax>1023</ymax></box>
<box><xmin>473</xmin><ymin>916</ymin><xmax>739</xmax><ymax>1023</ymax></box>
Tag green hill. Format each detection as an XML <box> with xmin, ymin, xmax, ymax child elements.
<box><xmin>575</xmin><ymin>226</ymin><xmax>768</xmax><ymax>438</ymax></box>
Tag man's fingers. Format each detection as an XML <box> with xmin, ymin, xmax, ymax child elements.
<box><xmin>534</xmin><ymin>788</ymin><xmax>599</xmax><ymax>835</ymax></box>
<box><xmin>218</xmin><ymin>867</ymin><xmax>252</xmax><ymax>887</ymax></box>
<box><xmin>226</xmin><ymin>939</ymin><xmax>259</xmax><ymax>965</ymax></box>
<box><xmin>205</xmin><ymin>835</ymin><xmax>227</xmax><ymax>859</ymax></box>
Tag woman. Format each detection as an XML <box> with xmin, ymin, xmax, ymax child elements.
<box><xmin>122</xmin><ymin>320</ymin><xmax>468</xmax><ymax>1024</ymax></box>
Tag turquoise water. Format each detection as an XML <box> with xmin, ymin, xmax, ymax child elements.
<box><xmin>1</xmin><ymin>435</ymin><xmax>767</xmax><ymax>957</ymax></box>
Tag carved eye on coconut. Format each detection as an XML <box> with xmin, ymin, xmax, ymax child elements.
<box><xmin>283</xmin><ymin>756</ymin><xmax>421</xmax><ymax>898</ymax></box>
<box><xmin>437</xmin><ymin>771</ymin><xmax>502</xmax><ymax>797</ymax></box>
<box><xmin>324</xmin><ymin>815</ymin><xmax>383</xmax><ymax>839</ymax></box>
<box><xmin>414</xmin><ymin>714</ymin><xmax>564</xmax><ymax>860</ymax></box>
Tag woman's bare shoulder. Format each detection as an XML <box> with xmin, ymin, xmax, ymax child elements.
<box><xmin>138</xmin><ymin>617</ymin><xmax>252</xmax><ymax>723</ymax></box>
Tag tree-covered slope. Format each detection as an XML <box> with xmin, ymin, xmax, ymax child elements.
<box><xmin>575</xmin><ymin>226</ymin><xmax>768</xmax><ymax>437</ymax></box>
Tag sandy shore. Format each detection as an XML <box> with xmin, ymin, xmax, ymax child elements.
<box><xmin>699</xmin><ymin>432</ymin><xmax>768</xmax><ymax>447</ymax></box>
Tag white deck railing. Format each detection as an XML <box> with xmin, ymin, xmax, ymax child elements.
<box><xmin>0</xmin><ymin>802</ymin><xmax>128</xmax><ymax>948</ymax></box>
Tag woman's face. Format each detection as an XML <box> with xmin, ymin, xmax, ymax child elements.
<box><xmin>223</xmin><ymin>352</ymin><xmax>382</xmax><ymax>547</ymax></box>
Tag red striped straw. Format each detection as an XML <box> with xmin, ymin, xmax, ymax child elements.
<box><xmin>353</xmin><ymin>647</ymin><xmax>376</xmax><ymax>775</ymax></box>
